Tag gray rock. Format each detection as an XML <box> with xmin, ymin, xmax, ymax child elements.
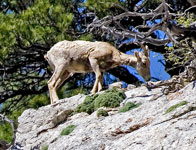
<box><xmin>15</xmin><ymin>82</ymin><xmax>196</xmax><ymax>150</ymax></box>
<box><xmin>108</xmin><ymin>82</ymin><xmax>123</xmax><ymax>89</ymax></box>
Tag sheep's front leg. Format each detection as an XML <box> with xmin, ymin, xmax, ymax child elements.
<box><xmin>89</xmin><ymin>57</ymin><xmax>102</xmax><ymax>94</ymax></box>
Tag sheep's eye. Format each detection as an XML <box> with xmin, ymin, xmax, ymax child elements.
<box><xmin>142</xmin><ymin>62</ymin><xmax>146</xmax><ymax>67</ymax></box>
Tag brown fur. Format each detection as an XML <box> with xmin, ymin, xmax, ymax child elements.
<box><xmin>45</xmin><ymin>40</ymin><xmax>151</xmax><ymax>104</ymax></box>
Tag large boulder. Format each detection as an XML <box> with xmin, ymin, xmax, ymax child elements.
<box><xmin>14</xmin><ymin>82</ymin><xmax>196</xmax><ymax>150</ymax></box>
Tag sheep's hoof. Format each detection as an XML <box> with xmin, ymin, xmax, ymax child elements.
<box><xmin>50</xmin><ymin>99</ymin><xmax>59</xmax><ymax>107</ymax></box>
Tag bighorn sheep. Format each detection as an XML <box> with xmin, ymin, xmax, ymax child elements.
<box><xmin>45</xmin><ymin>40</ymin><xmax>151</xmax><ymax>104</ymax></box>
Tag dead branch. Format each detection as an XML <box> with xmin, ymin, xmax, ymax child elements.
<box><xmin>86</xmin><ymin>0</ymin><xmax>196</xmax><ymax>47</ymax></box>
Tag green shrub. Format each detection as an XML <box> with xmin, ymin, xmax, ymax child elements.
<box><xmin>94</xmin><ymin>88</ymin><xmax>126</xmax><ymax>109</ymax></box>
<box><xmin>60</xmin><ymin>125</ymin><xmax>77</xmax><ymax>136</ymax></box>
<box><xmin>0</xmin><ymin>122</ymin><xmax>13</xmax><ymax>143</ymax></box>
<box><xmin>74</xmin><ymin>94</ymin><xmax>98</xmax><ymax>114</ymax></box>
<box><xmin>28</xmin><ymin>94</ymin><xmax>50</xmax><ymax>109</ymax></box>
<box><xmin>118</xmin><ymin>102</ymin><xmax>141</xmax><ymax>113</ymax></box>
<box><xmin>97</xmin><ymin>109</ymin><xmax>109</xmax><ymax>117</ymax></box>
<box><xmin>41</xmin><ymin>145</ymin><xmax>48</xmax><ymax>150</ymax></box>
<box><xmin>74</xmin><ymin>88</ymin><xmax>126</xmax><ymax>114</ymax></box>
<box><xmin>165</xmin><ymin>101</ymin><xmax>188</xmax><ymax>114</ymax></box>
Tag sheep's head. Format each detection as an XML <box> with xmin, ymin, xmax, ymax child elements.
<box><xmin>134</xmin><ymin>45</ymin><xmax>151</xmax><ymax>81</ymax></box>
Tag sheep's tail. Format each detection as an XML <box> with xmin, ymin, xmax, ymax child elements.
<box><xmin>44</xmin><ymin>54</ymin><xmax>48</xmax><ymax>61</ymax></box>
<box><xmin>44</xmin><ymin>53</ymin><xmax>55</xmax><ymax>70</ymax></box>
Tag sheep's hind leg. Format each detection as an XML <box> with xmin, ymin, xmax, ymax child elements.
<box><xmin>89</xmin><ymin>57</ymin><xmax>102</xmax><ymax>94</ymax></box>
<box><xmin>48</xmin><ymin>64</ymin><xmax>66</xmax><ymax>104</ymax></box>
<box><xmin>98</xmin><ymin>72</ymin><xmax>103</xmax><ymax>92</ymax></box>
<box><xmin>56</xmin><ymin>71</ymin><xmax>72</xmax><ymax>89</ymax></box>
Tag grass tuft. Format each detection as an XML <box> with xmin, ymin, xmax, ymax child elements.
<box><xmin>60</xmin><ymin>125</ymin><xmax>77</xmax><ymax>136</ymax></box>
<box><xmin>97</xmin><ymin>109</ymin><xmax>109</xmax><ymax>117</ymax></box>
<box><xmin>118</xmin><ymin>102</ymin><xmax>141</xmax><ymax>113</ymax></box>
<box><xmin>165</xmin><ymin>101</ymin><xmax>188</xmax><ymax>114</ymax></box>
<box><xmin>41</xmin><ymin>145</ymin><xmax>48</xmax><ymax>150</ymax></box>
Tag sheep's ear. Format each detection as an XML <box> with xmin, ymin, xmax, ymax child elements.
<box><xmin>134</xmin><ymin>51</ymin><xmax>141</xmax><ymax>61</ymax></box>
<box><xmin>144</xmin><ymin>45</ymin><xmax>149</xmax><ymax>57</ymax></box>
<box><xmin>141</xmin><ymin>44</ymin><xmax>149</xmax><ymax>57</ymax></box>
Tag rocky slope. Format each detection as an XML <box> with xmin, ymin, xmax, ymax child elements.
<box><xmin>14</xmin><ymin>82</ymin><xmax>196</xmax><ymax>150</ymax></box>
